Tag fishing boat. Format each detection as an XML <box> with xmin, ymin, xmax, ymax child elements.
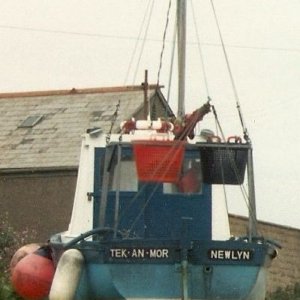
<box><xmin>11</xmin><ymin>1</ymin><xmax>279</xmax><ymax>299</ymax></box>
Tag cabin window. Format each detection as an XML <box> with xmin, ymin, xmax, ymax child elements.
<box><xmin>108</xmin><ymin>156</ymin><xmax>138</xmax><ymax>192</ymax></box>
<box><xmin>163</xmin><ymin>157</ymin><xmax>203</xmax><ymax>194</ymax></box>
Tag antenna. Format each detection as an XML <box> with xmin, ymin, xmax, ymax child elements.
<box><xmin>143</xmin><ymin>70</ymin><xmax>149</xmax><ymax>119</ymax></box>
<box><xmin>177</xmin><ymin>0</ymin><xmax>186</xmax><ymax>118</ymax></box>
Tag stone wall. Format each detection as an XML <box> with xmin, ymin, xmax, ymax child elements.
<box><xmin>230</xmin><ymin>214</ymin><xmax>300</xmax><ymax>292</ymax></box>
<box><xmin>0</xmin><ymin>170</ymin><xmax>77</xmax><ymax>241</ymax></box>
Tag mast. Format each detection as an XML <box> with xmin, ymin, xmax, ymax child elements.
<box><xmin>177</xmin><ymin>5</ymin><xmax>189</xmax><ymax>300</ymax></box>
<box><xmin>247</xmin><ymin>145</ymin><xmax>258</xmax><ymax>240</ymax></box>
<box><xmin>177</xmin><ymin>0</ymin><xmax>186</xmax><ymax>118</ymax></box>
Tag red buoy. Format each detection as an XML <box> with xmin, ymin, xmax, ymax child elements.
<box><xmin>11</xmin><ymin>246</ymin><xmax>55</xmax><ymax>300</ymax></box>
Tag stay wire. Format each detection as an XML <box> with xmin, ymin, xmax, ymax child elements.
<box><xmin>2</xmin><ymin>24</ymin><xmax>300</xmax><ymax>54</ymax></box>
<box><xmin>211</xmin><ymin>105</ymin><xmax>230</xmax><ymax>216</ymax></box>
<box><xmin>127</xmin><ymin>114</ymin><xmax>205</xmax><ymax>234</ymax></box>
<box><xmin>210</xmin><ymin>0</ymin><xmax>250</xmax><ymax>141</ymax></box>
<box><xmin>210</xmin><ymin>1</ymin><xmax>260</xmax><ymax>233</ymax></box>
<box><xmin>124</xmin><ymin>0</ymin><xmax>152</xmax><ymax>85</ymax></box>
<box><xmin>211</xmin><ymin>105</ymin><xmax>261</xmax><ymax>236</ymax></box>
<box><xmin>157</xmin><ymin>0</ymin><xmax>172</xmax><ymax>87</ymax></box>
<box><xmin>132</xmin><ymin>0</ymin><xmax>155</xmax><ymax>85</ymax></box>
<box><xmin>119</xmin><ymin>138</ymin><xmax>186</xmax><ymax>234</ymax></box>
<box><xmin>191</xmin><ymin>0</ymin><xmax>210</xmax><ymax>98</ymax></box>
<box><xmin>211</xmin><ymin>105</ymin><xmax>248</xmax><ymax>199</ymax></box>
<box><xmin>167</xmin><ymin>15</ymin><xmax>177</xmax><ymax>103</ymax></box>
<box><xmin>118</xmin><ymin>107</ymin><xmax>210</xmax><ymax>236</ymax></box>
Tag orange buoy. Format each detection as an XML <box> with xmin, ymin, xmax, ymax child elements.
<box><xmin>11</xmin><ymin>246</ymin><xmax>55</xmax><ymax>300</ymax></box>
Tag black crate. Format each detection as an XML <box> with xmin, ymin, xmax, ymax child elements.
<box><xmin>200</xmin><ymin>146</ymin><xmax>248</xmax><ymax>185</ymax></box>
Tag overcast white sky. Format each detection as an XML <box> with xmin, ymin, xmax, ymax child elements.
<box><xmin>1</xmin><ymin>0</ymin><xmax>300</xmax><ymax>229</ymax></box>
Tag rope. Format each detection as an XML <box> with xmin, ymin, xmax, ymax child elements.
<box><xmin>210</xmin><ymin>0</ymin><xmax>250</xmax><ymax>141</ymax></box>
<box><xmin>157</xmin><ymin>0</ymin><xmax>172</xmax><ymax>87</ymax></box>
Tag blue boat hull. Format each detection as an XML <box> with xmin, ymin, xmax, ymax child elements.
<box><xmin>75</xmin><ymin>263</ymin><xmax>267</xmax><ymax>300</ymax></box>
<box><xmin>50</xmin><ymin>238</ymin><xmax>274</xmax><ymax>300</ymax></box>
<box><xmin>49</xmin><ymin>141</ymin><xmax>276</xmax><ymax>300</ymax></box>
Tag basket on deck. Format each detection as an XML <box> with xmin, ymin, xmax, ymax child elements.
<box><xmin>133</xmin><ymin>140</ymin><xmax>185</xmax><ymax>183</ymax></box>
<box><xmin>200</xmin><ymin>145</ymin><xmax>248</xmax><ymax>185</ymax></box>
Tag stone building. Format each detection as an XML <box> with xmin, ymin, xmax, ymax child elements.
<box><xmin>0</xmin><ymin>85</ymin><xmax>298</xmax><ymax>292</ymax></box>
<box><xmin>0</xmin><ymin>85</ymin><xmax>174</xmax><ymax>240</ymax></box>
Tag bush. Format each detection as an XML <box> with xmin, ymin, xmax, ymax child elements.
<box><xmin>0</xmin><ymin>213</ymin><xmax>37</xmax><ymax>300</ymax></box>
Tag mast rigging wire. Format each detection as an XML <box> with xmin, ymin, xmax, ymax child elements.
<box><xmin>124</xmin><ymin>0</ymin><xmax>153</xmax><ymax>85</ymax></box>
<box><xmin>132</xmin><ymin>0</ymin><xmax>155</xmax><ymax>85</ymax></box>
<box><xmin>2</xmin><ymin>24</ymin><xmax>300</xmax><ymax>54</ymax></box>
<box><xmin>116</xmin><ymin>2</ymin><xmax>257</xmax><ymax>236</ymax></box>
<box><xmin>156</xmin><ymin>0</ymin><xmax>173</xmax><ymax>87</ymax></box>
<box><xmin>209</xmin><ymin>1</ymin><xmax>260</xmax><ymax>234</ymax></box>
<box><xmin>166</xmin><ymin>15</ymin><xmax>177</xmax><ymax>103</ymax></box>
<box><xmin>210</xmin><ymin>0</ymin><xmax>250</xmax><ymax>141</ymax></box>
<box><xmin>211</xmin><ymin>105</ymin><xmax>261</xmax><ymax>236</ymax></box>
<box><xmin>190</xmin><ymin>0</ymin><xmax>210</xmax><ymax>98</ymax></box>
<box><xmin>117</xmin><ymin>105</ymin><xmax>211</xmax><ymax>235</ymax></box>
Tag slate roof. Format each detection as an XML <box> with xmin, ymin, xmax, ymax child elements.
<box><xmin>0</xmin><ymin>85</ymin><xmax>172</xmax><ymax>171</ymax></box>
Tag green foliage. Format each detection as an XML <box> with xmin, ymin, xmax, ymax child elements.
<box><xmin>0</xmin><ymin>278</ymin><xmax>22</xmax><ymax>300</ymax></box>
<box><xmin>0</xmin><ymin>213</ymin><xmax>37</xmax><ymax>300</ymax></box>
<box><xmin>266</xmin><ymin>283</ymin><xmax>300</xmax><ymax>300</ymax></box>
